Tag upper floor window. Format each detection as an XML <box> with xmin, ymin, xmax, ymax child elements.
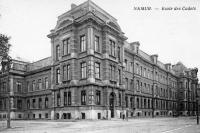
<box><xmin>32</xmin><ymin>99</ymin><xmax>36</xmax><ymax>108</ymax></box>
<box><xmin>94</xmin><ymin>62</ymin><xmax>100</xmax><ymax>79</ymax></box>
<box><xmin>56</xmin><ymin>68</ymin><xmax>60</xmax><ymax>84</ymax></box>
<box><xmin>125</xmin><ymin>78</ymin><xmax>128</xmax><ymax>89</ymax></box>
<box><xmin>81</xmin><ymin>62</ymin><xmax>87</xmax><ymax>79</ymax></box>
<box><xmin>27</xmin><ymin>100</ymin><xmax>30</xmax><ymax>109</ymax></box>
<box><xmin>81</xmin><ymin>90</ymin><xmax>86</xmax><ymax>105</ymax></box>
<box><xmin>119</xmin><ymin>93</ymin><xmax>121</xmax><ymax>106</ymax></box>
<box><xmin>109</xmin><ymin>65</ymin><xmax>115</xmax><ymax>80</ymax></box>
<box><xmin>136</xmin><ymin>63</ymin><xmax>139</xmax><ymax>74</ymax></box>
<box><xmin>63</xmin><ymin>38</ymin><xmax>70</xmax><ymax>55</ymax></box>
<box><xmin>57</xmin><ymin>93</ymin><xmax>61</xmax><ymax>107</ymax></box>
<box><xmin>63</xmin><ymin>64</ymin><xmax>70</xmax><ymax>81</ymax></box>
<box><xmin>117</xmin><ymin>46</ymin><xmax>121</xmax><ymax>60</ymax></box>
<box><xmin>109</xmin><ymin>39</ymin><xmax>115</xmax><ymax>56</ymax></box>
<box><xmin>118</xmin><ymin>69</ymin><xmax>121</xmax><ymax>84</ymax></box>
<box><xmin>96</xmin><ymin>90</ymin><xmax>101</xmax><ymax>105</ymax></box>
<box><xmin>56</xmin><ymin>45</ymin><xmax>60</xmax><ymax>60</ymax></box>
<box><xmin>27</xmin><ymin>81</ymin><xmax>30</xmax><ymax>92</ymax></box>
<box><xmin>64</xmin><ymin>91</ymin><xmax>71</xmax><ymax>106</ymax></box>
<box><xmin>45</xmin><ymin>77</ymin><xmax>48</xmax><ymax>89</ymax></box>
<box><xmin>32</xmin><ymin>80</ymin><xmax>36</xmax><ymax>91</ymax></box>
<box><xmin>17</xmin><ymin>100</ymin><xmax>22</xmax><ymax>110</ymax></box>
<box><xmin>80</xmin><ymin>35</ymin><xmax>86</xmax><ymax>52</ymax></box>
<box><xmin>38</xmin><ymin>98</ymin><xmax>42</xmax><ymax>109</ymax></box>
<box><xmin>137</xmin><ymin>80</ymin><xmax>140</xmax><ymax>91</ymax></box>
<box><xmin>45</xmin><ymin>97</ymin><xmax>48</xmax><ymax>108</ymax></box>
<box><xmin>124</xmin><ymin>59</ymin><xmax>128</xmax><ymax>71</ymax></box>
<box><xmin>94</xmin><ymin>36</ymin><xmax>100</xmax><ymax>52</ymax></box>
<box><xmin>38</xmin><ymin>79</ymin><xmax>42</xmax><ymax>90</ymax></box>
<box><xmin>16</xmin><ymin>82</ymin><xmax>22</xmax><ymax>93</ymax></box>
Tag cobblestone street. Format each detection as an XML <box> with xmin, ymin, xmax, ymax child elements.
<box><xmin>0</xmin><ymin>117</ymin><xmax>199</xmax><ymax>133</ymax></box>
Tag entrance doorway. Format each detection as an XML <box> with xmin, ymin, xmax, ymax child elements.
<box><xmin>109</xmin><ymin>92</ymin><xmax>116</xmax><ymax>118</ymax></box>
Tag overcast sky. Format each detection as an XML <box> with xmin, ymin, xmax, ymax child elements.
<box><xmin>0</xmin><ymin>0</ymin><xmax>200</xmax><ymax>78</ymax></box>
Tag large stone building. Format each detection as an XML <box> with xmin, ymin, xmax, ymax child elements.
<box><xmin>0</xmin><ymin>0</ymin><xmax>199</xmax><ymax>120</ymax></box>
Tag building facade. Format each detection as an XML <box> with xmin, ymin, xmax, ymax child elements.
<box><xmin>0</xmin><ymin>0</ymin><xmax>199</xmax><ymax>120</ymax></box>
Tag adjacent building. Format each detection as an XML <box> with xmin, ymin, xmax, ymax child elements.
<box><xmin>0</xmin><ymin>0</ymin><xmax>198</xmax><ymax>120</ymax></box>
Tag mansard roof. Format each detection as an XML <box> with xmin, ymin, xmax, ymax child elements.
<box><xmin>52</xmin><ymin>0</ymin><xmax>122</xmax><ymax>33</ymax></box>
<box><xmin>10</xmin><ymin>57</ymin><xmax>52</xmax><ymax>72</ymax></box>
<box><xmin>124</xmin><ymin>41</ymin><xmax>197</xmax><ymax>77</ymax></box>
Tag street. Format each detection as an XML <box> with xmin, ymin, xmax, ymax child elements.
<box><xmin>0</xmin><ymin>117</ymin><xmax>199</xmax><ymax>133</ymax></box>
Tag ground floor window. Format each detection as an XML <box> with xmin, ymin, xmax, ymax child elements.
<box><xmin>39</xmin><ymin>114</ymin><xmax>42</xmax><ymax>119</ymax></box>
<box><xmin>45</xmin><ymin>113</ymin><xmax>48</xmax><ymax>118</ymax></box>
<box><xmin>81</xmin><ymin>113</ymin><xmax>85</xmax><ymax>119</ymax></box>
<box><xmin>97</xmin><ymin>113</ymin><xmax>101</xmax><ymax>119</ymax></box>
<box><xmin>33</xmin><ymin>114</ymin><xmax>35</xmax><ymax>119</ymax></box>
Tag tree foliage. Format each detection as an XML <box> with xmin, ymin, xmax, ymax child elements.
<box><xmin>0</xmin><ymin>34</ymin><xmax>11</xmax><ymax>57</ymax></box>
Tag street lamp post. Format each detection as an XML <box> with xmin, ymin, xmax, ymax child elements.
<box><xmin>1</xmin><ymin>55</ymin><xmax>12</xmax><ymax>128</ymax></box>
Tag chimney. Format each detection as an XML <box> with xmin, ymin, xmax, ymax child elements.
<box><xmin>151</xmin><ymin>54</ymin><xmax>158</xmax><ymax>64</ymax></box>
<box><xmin>71</xmin><ymin>3</ymin><xmax>77</xmax><ymax>9</ymax></box>
<box><xmin>130</xmin><ymin>41</ymin><xmax>140</xmax><ymax>54</ymax></box>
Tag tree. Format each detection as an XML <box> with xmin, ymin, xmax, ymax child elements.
<box><xmin>0</xmin><ymin>33</ymin><xmax>11</xmax><ymax>128</ymax></box>
<box><xmin>0</xmin><ymin>34</ymin><xmax>11</xmax><ymax>57</ymax></box>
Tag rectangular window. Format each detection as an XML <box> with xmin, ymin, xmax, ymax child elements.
<box><xmin>45</xmin><ymin>97</ymin><xmax>48</xmax><ymax>108</ymax></box>
<box><xmin>109</xmin><ymin>65</ymin><xmax>115</xmax><ymax>81</ymax></box>
<box><xmin>124</xmin><ymin>59</ymin><xmax>128</xmax><ymax>71</ymax></box>
<box><xmin>38</xmin><ymin>79</ymin><xmax>42</xmax><ymax>90</ymax></box>
<box><xmin>81</xmin><ymin>90</ymin><xmax>86</xmax><ymax>105</ymax></box>
<box><xmin>94</xmin><ymin>36</ymin><xmax>100</xmax><ymax>52</ymax></box>
<box><xmin>81</xmin><ymin>62</ymin><xmax>87</xmax><ymax>79</ymax></box>
<box><xmin>125</xmin><ymin>78</ymin><xmax>128</xmax><ymax>89</ymax></box>
<box><xmin>17</xmin><ymin>82</ymin><xmax>22</xmax><ymax>93</ymax></box>
<box><xmin>32</xmin><ymin>80</ymin><xmax>35</xmax><ymax>91</ymax></box>
<box><xmin>96</xmin><ymin>90</ymin><xmax>101</xmax><ymax>105</ymax></box>
<box><xmin>17</xmin><ymin>100</ymin><xmax>22</xmax><ymax>110</ymax></box>
<box><xmin>38</xmin><ymin>98</ymin><xmax>42</xmax><ymax>109</ymax></box>
<box><xmin>63</xmin><ymin>65</ymin><xmax>70</xmax><ymax>81</ymax></box>
<box><xmin>57</xmin><ymin>93</ymin><xmax>60</xmax><ymax>107</ymax></box>
<box><xmin>109</xmin><ymin>40</ymin><xmax>115</xmax><ymax>56</ymax></box>
<box><xmin>56</xmin><ymin>68</ymin><xmax>60</xmax><ymax>84</ymax></box>
<box><xmin>27</xmin><ymin>81</ymin><xmax>30</xmax><ymax>92</ymax></box>
<box><xmin>32</xmin><ymin>99</ymin><xmax>36</xmax><ymax>108</ymax></box>
<box><xmin>80</xmin><ymin>35</ymin><xmax>86</xmax><ymax>52</ymax></box>
<box><xmin>136</xmin><ymin>63</ymin><xmax>139</xmax><ymax>74</ymax></box>
<box><xmin>94</xmin><ymin>62</ymin><xmax>100</xmax><ymax>79</ymax></box>
<box><xmin>118</xmin><ymin>69</ymin><xmax>121</xmax><ymax>84</ymax></box>
<box><xmin>64</xmin><ymin>92</ymin><xmax>67</xmax><ymax>106</ymax></box>
<box><xmin>56</xmin><ymin>45</ymin><xmax>60</xmax><ymax>60</ymax></box>
<box><xmin>45</xmin><ymin>77</ymin><xmax>48</xmax><ymax>89</ymax></box>
<box><xmin>119</xmin><ymin>93</ymin><xmax>121</xmax><ymax>106</ymax></box>
<box><xmin>63</xmin><ymin>38</ymin><xmax>70</xmax><ymax>55</ymax></box>
<box><xmin>137</xmin><ymin>80</ymin><xmax>139</xmax><ymax>91</ymax></box>
<box><xmin>68</xmin><ymin>91</ymin><xmax>71</xmax><ymax>105</ymax></box>
<box><xmin>117</xmin><ymin>46</ymin><xmax>120</xmax><ymax>60</ymax></box>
